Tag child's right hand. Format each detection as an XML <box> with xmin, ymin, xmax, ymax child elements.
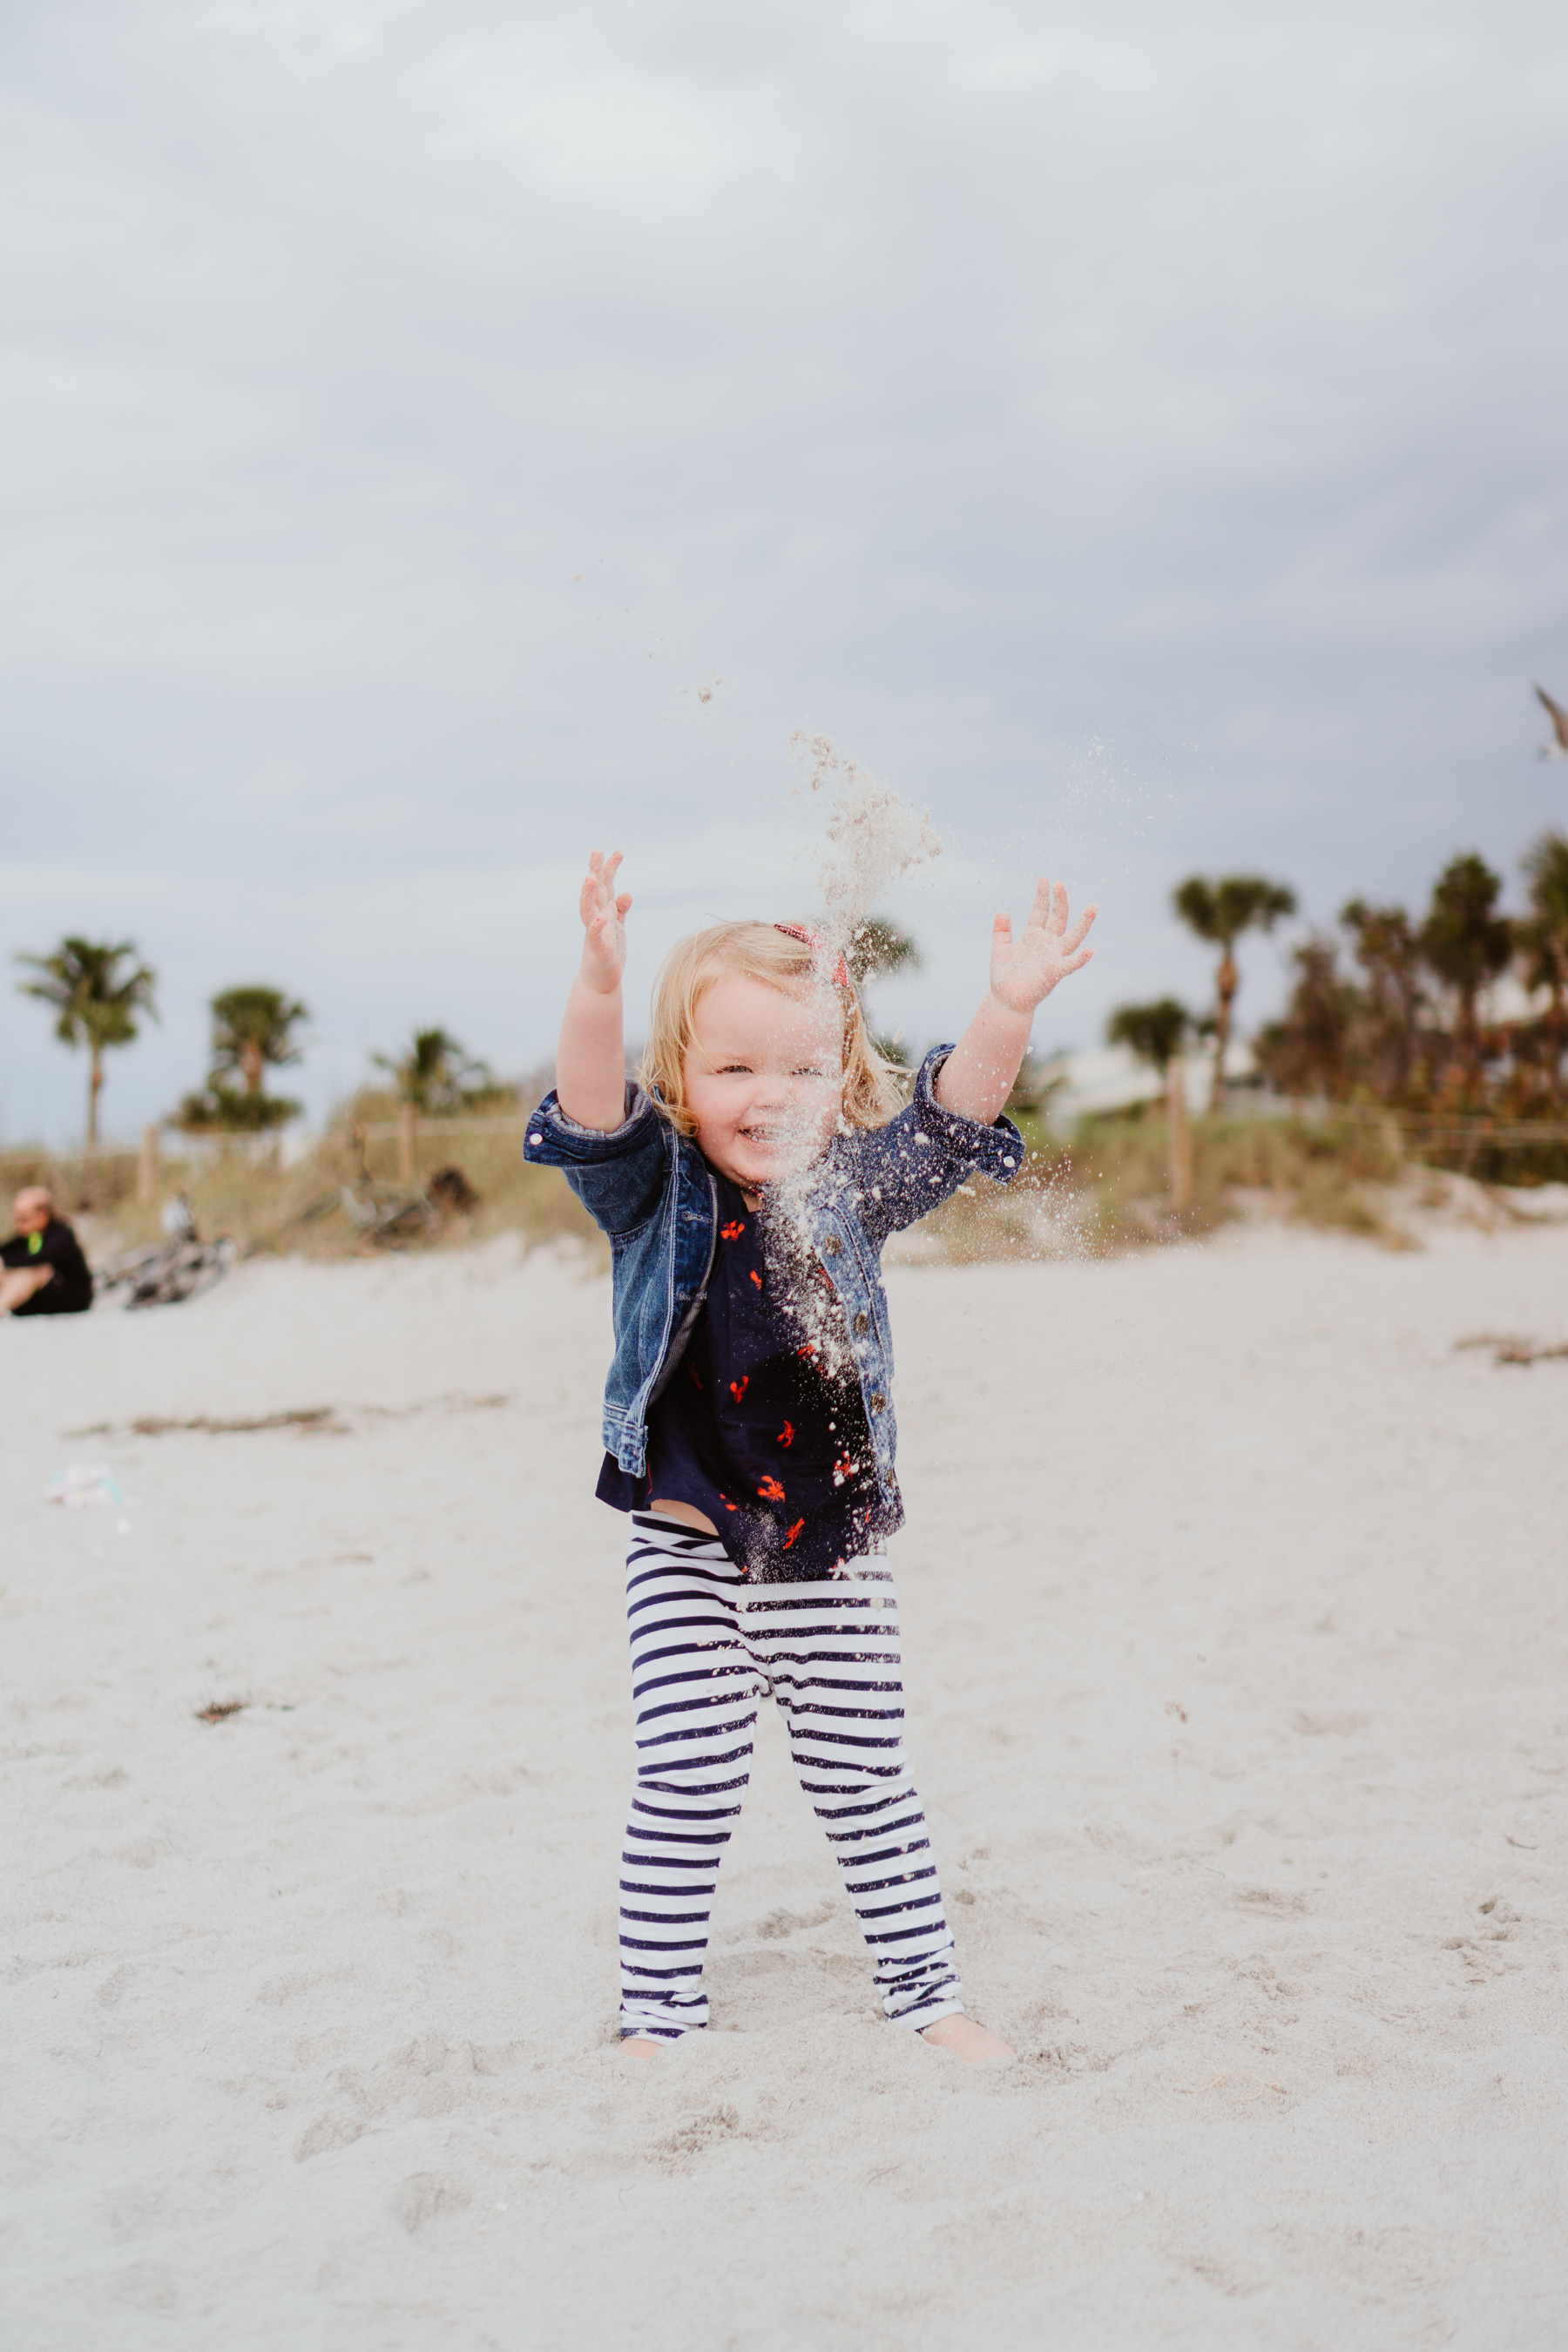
<box><xmin>579</xmin><ymin>849</ymin><xmax>632</xmax><ymax>996</ymax></box>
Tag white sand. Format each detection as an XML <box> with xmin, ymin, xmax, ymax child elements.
<box><xmin>6</xmin><ymin>1224</ymin><xmax>1567</xmax><ymax>2349</ymax></box>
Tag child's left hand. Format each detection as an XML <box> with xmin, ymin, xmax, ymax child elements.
<box><xmin>989</xmin><ymin>878</ymin><xmax>1098</xmax><ymax>1015</ymax></box>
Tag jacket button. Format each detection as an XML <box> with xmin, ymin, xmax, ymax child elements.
<box><xmin>870</xmin><ymin>1391</ymin><xmax>886</xmax><ymax>1411</ymax></box>
<box><xmin>822</xmin><ymin>1235</ymin><xmax>841</xmax><ymax>1256</ymax></box>
<box><xmin>853</xmin><ymin>1313</ymin><xmax>868</xmax><ymax>1335</ymax></box>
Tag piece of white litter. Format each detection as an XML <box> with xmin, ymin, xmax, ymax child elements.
<box><xmin>45</xmin><ymin>1464</ymin><xmax>126</xmax><ymax>1510</ymax></box>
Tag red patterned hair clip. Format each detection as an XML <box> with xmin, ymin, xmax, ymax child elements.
<box><xmin>774</xmin><ymin>922</ymin><xmax>850</xmax><ymax>989</ymax></box>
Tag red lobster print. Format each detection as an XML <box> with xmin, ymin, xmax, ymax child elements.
<box><xmin>776</xmin><ymin>1420</ymin><xmax>795</xmax><ymax>1449</ymax></box>
<box><xmin>781</xmin><ymin>1518</ymin><xmax>804</xmax><ymax>1551</ymax></box>
<box><xmin>720</xmin><ymin>1220</ymin><xmax>745</xmax><ymax>1240</ymax></box>
<box><xmin>749</xmin><ymin>1269</ymin><xmax>763</xmax><ymax>1291</ymax></box>
<box><xmin>832</xmin><ymin>1453</ymin><xmax>857</xmax><ymax>1487</ymax></box>
<box><xmin>728</xmin><ymin>1375</ymin><xmax>748</xmax><ymax>1403</ymax></box>
<box><xmin>756</xmin><ymin>1475</ymin><xmax>786</xmax><ymax>1503</ymax></box>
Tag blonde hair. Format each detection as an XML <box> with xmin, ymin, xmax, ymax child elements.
<box><xmin>640</xmin><ymin>921</ymin><xmax>905</xmax><ymax>1137</ymax></box>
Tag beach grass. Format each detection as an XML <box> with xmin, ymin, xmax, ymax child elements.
<box><xmin>900</xmin><ymin>1107</ymin><xmax>1415</xmax><ymax>1260</ymax></box>
<box><xmin>0</xmin><ymin>1122</ymin><xmax>604</xmax><ymax>1266</ymax></box>
<box><xmin>0</xmin><ymin>1104</ymin><xmax>1495</xmax><ymax>1269</ymax></box>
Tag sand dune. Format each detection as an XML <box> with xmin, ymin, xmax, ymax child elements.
<box><xmin>6</xmin><ymin>1224</ymin><xmax>1566</xmax><ymax>2349</ymax></box>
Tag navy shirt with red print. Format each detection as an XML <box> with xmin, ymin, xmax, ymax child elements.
<box><xmin>596</xmin><ymin>1169</ymin><xmax>902</xmax><ymax>1580</ymax></box>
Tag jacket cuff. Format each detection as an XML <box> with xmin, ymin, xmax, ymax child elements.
<box><xmin>524</xmin><ymin>1083</ymin><xmax>657</xmax><ymax>1163</ymax></box>
<box><xmin>910</xmin><ymin>1047</ymin><xmax>1026</xmax><ymax>1185</ymax></box>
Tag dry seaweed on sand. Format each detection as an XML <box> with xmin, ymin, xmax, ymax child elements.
<box><xmin>1455</xmin><ymin>1332</ymin><xmax>1568</xmax><ymax>1367</ymax></box>
<box><xmin>136</xmin><ymin>1407</ymin><xmax>345</xmax><ymax>1436</ymax></box>
<box><xmin>69</xmin><ymin>1392</ymin><xmax>510</xmax><ymax>1440</ymax></box>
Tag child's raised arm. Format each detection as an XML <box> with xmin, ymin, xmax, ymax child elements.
<box><xmin>555</xmin><ymin>849</ymin><xmax>634</xmax><ymax>1131</ymax></box>
<box><xmin>934</xmin><ymin>876</ymin><xmax>1097</xmax><ymax>1125</ymax></box>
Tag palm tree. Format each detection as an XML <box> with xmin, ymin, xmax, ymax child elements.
<box><xmin>1108</xmin><ymin>998</ymin><xmax>1195</xmax><ymax>1209</ymax></box>
<box><xmin>1251</xmin><ymin>938</ymin><xmax>1360</xmax><ymax>1101</ymax></box>
<box><xmin>1341</xmin><ymin>899</ymin><xmax>1424</xmax><ymax>1103</ymax></box>
<box><xmin>1106</xmin><ymin>998</ymin><xmax>1191</xmax><ymax>1073</ymax></box>
<box><xmin>177</xmin><ymin>986</ymin><xmax>308</xmax><ymax>1132</ymax></box>
<box><xmin>1173</xmin><ymin>875</ymin><xmax>1298</xmax><ymax>1111</ymax></box>
<box><xmin>848</xmin><ymin>918</ymin><xmax>922</xmax><ymax>987</ymax></box>
<box><xmin>15</xmin><ymin>936</ymin><xmax>158</xmax><ymax>1146</ymax></box>
<box><xmin>210</xmin><ymin>986</ymin><xmax>308</xmax><ymax>1098</ymax></box>
<box><xmin>1420</xmin><ymin>855</ymin><xmax>1511</xmax><ymax>1100</ymax></box>
<box><xmin>1518</xmin><ymin>830</ymin><xmax>1568</xmax><ymax>1105</ymax></box>
<box><xmin>849</xmin><ymin>917</ymin><xmax>922</xmax><ymax>1072</ymax></box>
<box><xmin>373</xmin><ymin>1026</ymin><xmax>491</xmax><ymax>1116</ymax></box>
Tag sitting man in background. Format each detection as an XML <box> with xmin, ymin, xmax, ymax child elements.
<box><xmin>1</xmin><ymin>1187</ymin><xmax>94</xmax><ymax>1317</ymax></box>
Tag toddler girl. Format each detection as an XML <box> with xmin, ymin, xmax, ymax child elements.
<box><xmin>525</xmin><ymin>850</ymin><xmax>1095</xmax><ymax>2061</ymax></box>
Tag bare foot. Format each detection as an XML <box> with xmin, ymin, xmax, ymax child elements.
<box><xmin>920</xmin><ymin>2014</ymin><xmax>1015</xmax><ymax>2064</ymax></box>
<box><xmin>621</xmin><ymin>2037</ymin><xmax>666</xmax><ymax>2060</ymax></box>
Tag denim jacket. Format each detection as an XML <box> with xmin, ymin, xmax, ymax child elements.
<box><xmin>523</xmin><ymin>1048</ymin><xmax>1024</xmax><ymax>1504</ymax></box>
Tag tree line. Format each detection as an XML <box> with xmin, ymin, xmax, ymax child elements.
<box><xmin>11</xmin><ymin>941</ymin><xmax>502</xmax><ymax>1146</ymax></box>
<box><xmin>1109</xmin><ymin>828</ymin><xmax>1568</xmax><ymax>1116</ymax></box>
<box><xmin>27</xmin><ymin>845</ymin><xmax>1566</xmax><ymax>1149</ymax></box>
<box><xmin>13</xmin><ymin>915</ymin><xmax>930</xmax><ymax>1149</ymax></box>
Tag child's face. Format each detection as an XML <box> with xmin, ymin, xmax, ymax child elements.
<box><xmin>683</xmin><ymin>973</ymin><xmax>845</xmax><ymax>1190</ymax></box>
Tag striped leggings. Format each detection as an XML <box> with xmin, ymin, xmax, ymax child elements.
<box><xmin>618</xmin><ymin>1514</ymin><xmax>963</xmax><ymax>2041</ymax></box>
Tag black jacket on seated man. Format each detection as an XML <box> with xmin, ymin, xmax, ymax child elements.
<box><xmin>1</xmin><ymin>1217</ymin><xmax>93</xmax><ymax>1315</ymax></box>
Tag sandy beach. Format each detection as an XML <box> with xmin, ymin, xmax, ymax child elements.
<box><xmin>6</xmin><ymin>1221</ymin><xmax>1567</xmax><ymax>2349</ymax></box>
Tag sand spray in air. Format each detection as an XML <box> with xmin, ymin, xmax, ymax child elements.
<box><xmin>737</xmin><ymin>736</ymin><xmax>940</xmax><ymax>1362</ymax></box>
<box><xmin>790</xmin><ymin>733</ymin><xmax>943</xmax><ymax>965</ymax></box>
<box><xmin>766</xmin><ymin>734</ymin><xmax>1099</xmax><ymax>1273</ymax></box>
<box><xmin>762</xmin><ymin>734</ymin><xmax>1076</xmax><ymax>1342</ymax></box>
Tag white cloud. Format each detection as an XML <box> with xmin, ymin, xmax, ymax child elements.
<box><xmin>2</xmin><ymin>0</ymin><xmax>1567</xmax><ymax>1139</ymax></box>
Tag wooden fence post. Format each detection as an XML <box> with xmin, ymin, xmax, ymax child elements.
<box><xmin>137</xmin><ymin>1124</ymin><xmax>159</xmax><ymax>1206</ymax></box>
<box><xmin>1167</xmin><ymin>1055</ymin><xmax>1193</xmax><ymax>1213</ymax></box>
<box><xmin>398</xmin><ymin>1101</ymin><xmax>418</xmax><ymax>1187</ymax></box>
<box><xmin>1381</xmin><ymin>1113</ymin><xmax>1403</xmax><ymax>1172</ymax></box>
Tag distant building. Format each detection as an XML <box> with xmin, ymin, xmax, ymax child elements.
<box><xmin>1041</xmin><ymin>1041</ymin><xmax>1257</xmax><ymax>1128</ymax></box>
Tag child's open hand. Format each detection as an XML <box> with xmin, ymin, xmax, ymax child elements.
<box><xmin>989</xmin><ymin>877</ymin><xmax>1097</xmax><ymax>1015</ymax></box>
<box><xmin>579</xmin><ymin>849</ymin><xmax>632</xmax><ymax>996</ymax></box>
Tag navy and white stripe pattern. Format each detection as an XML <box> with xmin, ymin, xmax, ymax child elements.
<box><xmin>618</xmin><ymin>1514</ymin><xmax>963</xmax><ymax>2040</ymax></box>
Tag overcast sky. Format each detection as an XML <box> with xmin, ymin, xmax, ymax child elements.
<box><xmin>3</xmin><ymin>0</ymin><xmax>1567</xmax><ymax>1141</ymax></box>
